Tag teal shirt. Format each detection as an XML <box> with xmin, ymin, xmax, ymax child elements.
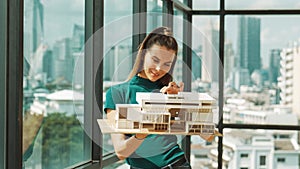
<box><xmin>104</xmin><ymin>75</ymin><xmax>185</xmax><ymax>168</ymax></box>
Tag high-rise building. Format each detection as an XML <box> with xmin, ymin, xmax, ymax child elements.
<box><xmin>278</xmin><ymin>46</ymin><xmax>300</xmax><ymax>118</ymax></box>
<box><xmin>232</xmin><ymin>68</ymin><xmax>251</xmax><ymax>91</ymax></box>
<box><xmin>24</xmin><ymin>0</ymin><xmax>44</xmax><ymax>78</ymax></box>
<box><xmin>52</xmin><ymin>38</ymin><xmax>73</xmax><ymax>83</ymax></box>
<box><xmin>269</xmin><ymin>49</ymin><xmax>281</xmax><ymax>85</ymax></box>
<box><xmin>237</xmin><ymin>16</ymin><xmax>261</xmax><ymax>75</ymax></box>
<box><xmin>192</xmin><ymin>46</ymin><xmax>202</xmax><ymax>80</ymax></box>
<box><xmin>224</xmin><ymin>40</ymin><xmax>235</xmax><ymax>82</ymax></box>
<box><xmin>71</xmin><ymin>24</ymin><xmax>85</xmax><ymax>87</ymax></box>
<box><xmin>202</xmin><ymin>20</ymin><xmax>219</xmax><ymax>83</ymax></box>
<box><xmin>103</xmin><ymin>45</ymin><xmax>132</xmax><ymax>82</ymax></box>
<box><xmin>42</xmin><ymin>49</ymin><xmax>54</xmax><ymax>81</ymax></box>
<box><xmin>72</xmin><ymin>24</ymin><xmax>84</xmax><ymax>52</ymax></box>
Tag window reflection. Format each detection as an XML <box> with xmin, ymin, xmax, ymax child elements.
<box><xmin>23</xmin><ymin>0</ymin><xmax>86</xmax><ymax>168</ymax></box>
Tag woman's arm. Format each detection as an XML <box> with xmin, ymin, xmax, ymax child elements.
<box><xmin>106</xmin><ymin>109</ymin><xmax>148</xmax><ymax>160</ymax></box>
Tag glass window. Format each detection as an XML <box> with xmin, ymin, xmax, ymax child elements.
<box><xmin>103</xmin><ymin>0</ymin><xmax>133</xmax><ymax>163</ymax></box>
<box><xmin>189</xmin><ymin>15</ymin><xmax>220</xmax><ymax>168</ymax></box>
<box><xmin>147</xmin><ymin>0</ymin><xmax>163</xmax><ymax>31</ymax></box>
<box><xmin>192</xmin><ymin>16</ymin><xmax>220</xmax><ymax>127</ymax></box>
<box><xmin>277</xmin><ymin>157</ymin><xmax>285</xmax><ymax>163</ymax></box>
<box><xmin>259</xmin><ymin>155</ymin><xmax>266</xmax><ymax>166</ymax></box>
<box><xmin>104</xmin><ymin>0</ymin><xmax>133</xmax><ymax>82</ymax></box>
<box><xmin>193</xmin><ymin>0</ymin><xmax>220</xmax><ymax>10</ymax></box>
<box><xmin>23</xmin><ymin>0</ymin><xmax>86</xmax><ymax>168</ymax></box>
<box><xmin>226</xmin><ymin>0</ymin><xmax>300</xmax><ymax>10</ymax></box>
<box><xmin>192</xmin><ymin>16</ymin><xmax>219</xmax><ymax>95</ymax></box>
<box><xmin>173</xmin><ymin>8</ymin><xmax>184</xmax><ymax>83</ymax></box>
<box><xmin>224</xmin><ymin>15</ymin><xmax>300</xmax><ymax>125</ymax></box>
<box><xmin>240</xmin><ymin>153</ymin><xmax>249</xmax><ymax>158</ymax></box>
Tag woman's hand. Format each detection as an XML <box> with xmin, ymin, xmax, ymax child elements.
<box><xmin>135</xmin><ymin>133</ymin><xmax>148</xmax><ymax>140</ymax></box>
<box><xmin>199</xmin><ymin>133</ymin><xmax>215</xmax><ymax>142</ymax></box>
<box><xmin>160</xmin><ymin>82</ymin><xmax>184</xmax><ymax>94</ymax></box>
<box><xmin>199</xmin><ymin>129</ymin><xmax>222</xmax><ymax>142</ymax></box>
<box><xmin>106</xmin><ymin>109</ymin><xmax>147</xmax><ymax>160</ymax></box>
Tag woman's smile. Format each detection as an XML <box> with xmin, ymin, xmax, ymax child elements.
<box><xmin>141</xmin><ymin>44</ymin><xmax>176</xmax><ymax>82</ymax></box>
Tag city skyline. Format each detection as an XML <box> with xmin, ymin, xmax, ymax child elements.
<box><xmin>21</xmin><ymin>1</ymin><xmax>300</xmax><ymax>169</ymax></box>
<box><xmin>40</xmin><ymin>1</ymin><xmax>300</xmax><ymax>70</ymax></box>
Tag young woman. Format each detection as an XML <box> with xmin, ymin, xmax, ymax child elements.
<box><xmin>104</xmin><ymin>27</ymin><xmax>191</xmax><ymax>169</ymax></box>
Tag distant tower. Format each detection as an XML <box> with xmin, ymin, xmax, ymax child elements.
<box><xmin>192</xmin><ymin>46</ymin><xmax>202</xmax><ymax>80</ymax></box>
<box><xmin>52</xmin><ymin>38</ymin><xmax>73</xmax><ymax>83</ymax></box>
<box><xmin>71</xmin><ymin>24</ymin><xmax>85</xmax><ymax>87</ymax></box>
<box><xmin>42</xmin><ymin>49</ymin><xmax>54</xmax><ymax>81</ymax></box>
<box><xmin>269</xmin><ymin>49</ymin><xmax>281</xmax><ymax>85</ymax></box>
<box><xmin>24</xmin><ymin>0</ymin><xmax>44</xmax><ymax>76</ymax></box>
<box><xmin>72</xmin><ymin>24</ymin><xmax>84</xmax><ymax>52</ymax></box>
<box><xmin>202</xmin><ymin>19</ymin><xmax>219</xmax><ymax>83</ymax></box>
<box><xmin>104</xmin><ymin>45</ymin><xmax>132</xmax><ymax>82</ymax></box>
<box><xmin>237</xmin><ymin>16</ymin><xmax>261</xmax><ymax>75</ymax></box>
<box><xmin>224</xmin><ymin>40</ymin><xmax>234</xmax><ymax>82</ymax></box>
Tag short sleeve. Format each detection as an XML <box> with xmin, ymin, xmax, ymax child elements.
<box><xmin>104</xmin><ymin>86</ymin><xmax>123</xmax><ymax>113</ymax></box>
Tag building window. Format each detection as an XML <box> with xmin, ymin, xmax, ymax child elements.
<box><xmin>259</xmin><ymin>155</ymin><xmax>266</xmax><ymax>166</ymax></box>
<box><xmin>277</xmin><ymin>158</ymin><xmax>285</xmax><ymax>163</ymax></box>
<box><xmin>240</xmin><ymin>153</ymin><xmax>249</xmax><ymax>158</ymax></box>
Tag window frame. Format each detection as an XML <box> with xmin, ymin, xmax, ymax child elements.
<box><xmin>0</xmin><ymin>0</ymin><xmax>7</xmax><ymax>168</ymax></box>
<box><xmin>84</xmin><ymin>0</ymin><xmax>103</xmax><ymax>163</ymax></box>
<box><xmin>173</xmin><ymin>0</ymin><xmax>193</xmax><ymax>161</ymax></box>
<box><xmin>3</xmin><ymin>0</ymin><xmax>300</xmax><ymax>169</ymax></box>
<box><xmin>4</xmin><ymin>0</ymin><xmax>24</xmax><ymax>168</ymax></box>
<box><xmin>192</xmin><ymin>0</ymin><xmax>300</xmax><ymax>169</ymax></box>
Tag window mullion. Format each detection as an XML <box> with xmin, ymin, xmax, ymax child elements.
<box><xmin>6</xmin><ymin>0</ymin><xmax>24</xmax><ymax>168</ymax></box>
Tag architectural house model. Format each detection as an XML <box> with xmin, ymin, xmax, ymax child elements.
<box><xmin>98</xmin><ymin>92</ymin><xmax>219</xmax><ymax>135</ymax></box>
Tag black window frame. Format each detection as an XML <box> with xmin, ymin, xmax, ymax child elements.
<box><xmin>3</xmin><ymin>0</ymin><xmax>300</xmax><ymax>169</ymax></box>
<box><xmin>3</xmin><ymin>0</ymin><xmax>24</xmax><ymax>168</ymax></box>
<box><xmin>0</xmin><ymin>0</ymin><xmax>7</xmax><ymax>168</ymax></box>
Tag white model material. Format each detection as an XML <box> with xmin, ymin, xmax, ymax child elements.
<box><xmin>105</xmin><ymin>92</ymin><xmax>217</xmax><ymax>135</ymax></box>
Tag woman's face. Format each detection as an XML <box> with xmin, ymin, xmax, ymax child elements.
<box><xmin>141</xmin><ymin>44</ymin><xmax>176</xmax><ymax>82</ymax></box>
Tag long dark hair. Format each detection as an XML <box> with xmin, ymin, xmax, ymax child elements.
<box><xmin>127</xmin><ymin>27</ymin><xmax>178</xmax><ymax>86</ymax></box>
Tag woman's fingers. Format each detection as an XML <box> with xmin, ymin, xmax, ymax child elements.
<box><xmin>178</xmin><ymin>82</ymin><xmax>184</xmax><ymax>92</ymax></box>
<box><xmin>160</xmin><ymin>86</ymin><xmax>168</xmax><ymax>93</ymax></box>
<box><xmin>160</xmin><ymin>82</ymin><xmax>184</xmax><ymax>94</ymax></box>
<box><xmin>199</xmin><ymin>133</ymin><xmax>215</xmax><ymax>142</ymax></box>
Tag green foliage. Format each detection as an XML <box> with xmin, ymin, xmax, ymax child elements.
<box><xmin>42</xmin><ymin>113</ymin><xmax>84</xmax><ymax>169</ymax></box>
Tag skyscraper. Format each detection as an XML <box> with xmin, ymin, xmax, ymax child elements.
<box><xmin>52</xmin><ymin>38</ymin><xmax>73</xmax><ymax>83</ymax></box>
<box><xmin>278</xmin><ymin>46</ymin><xmax>300</xmax><ymax>118</ymax></box>
<box><xmin>224</xmin><ymin>40</ymin><xmax>235</xmax><ymax>82</ymax></box>
<box><xmin>103</xmin><ymin>45</ymin><xmax>132</xmax><ymax>82</ymax></box>
<box><xmin>237</xmin><ymin>16</ymin><xmax>261</xmax><ymax>75</ymax></box>
<box><xmin>202</xmin><ymin>19</ymin><xmax>219</xmax><ymax>83</ymax></box>
<box><xmin>72</xmin><ymin>24</ymin><xmax>84</xmax><ymax>52</ymax></box>
<box><xmin>269</xmin><ymin>49</ymin><xmax>281</xmax><ymax>85</ymax></box>
<box><xmin>24</xmin><ymin>0</ymin><xmax>44</xmax><ymax>77</ymax></box>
